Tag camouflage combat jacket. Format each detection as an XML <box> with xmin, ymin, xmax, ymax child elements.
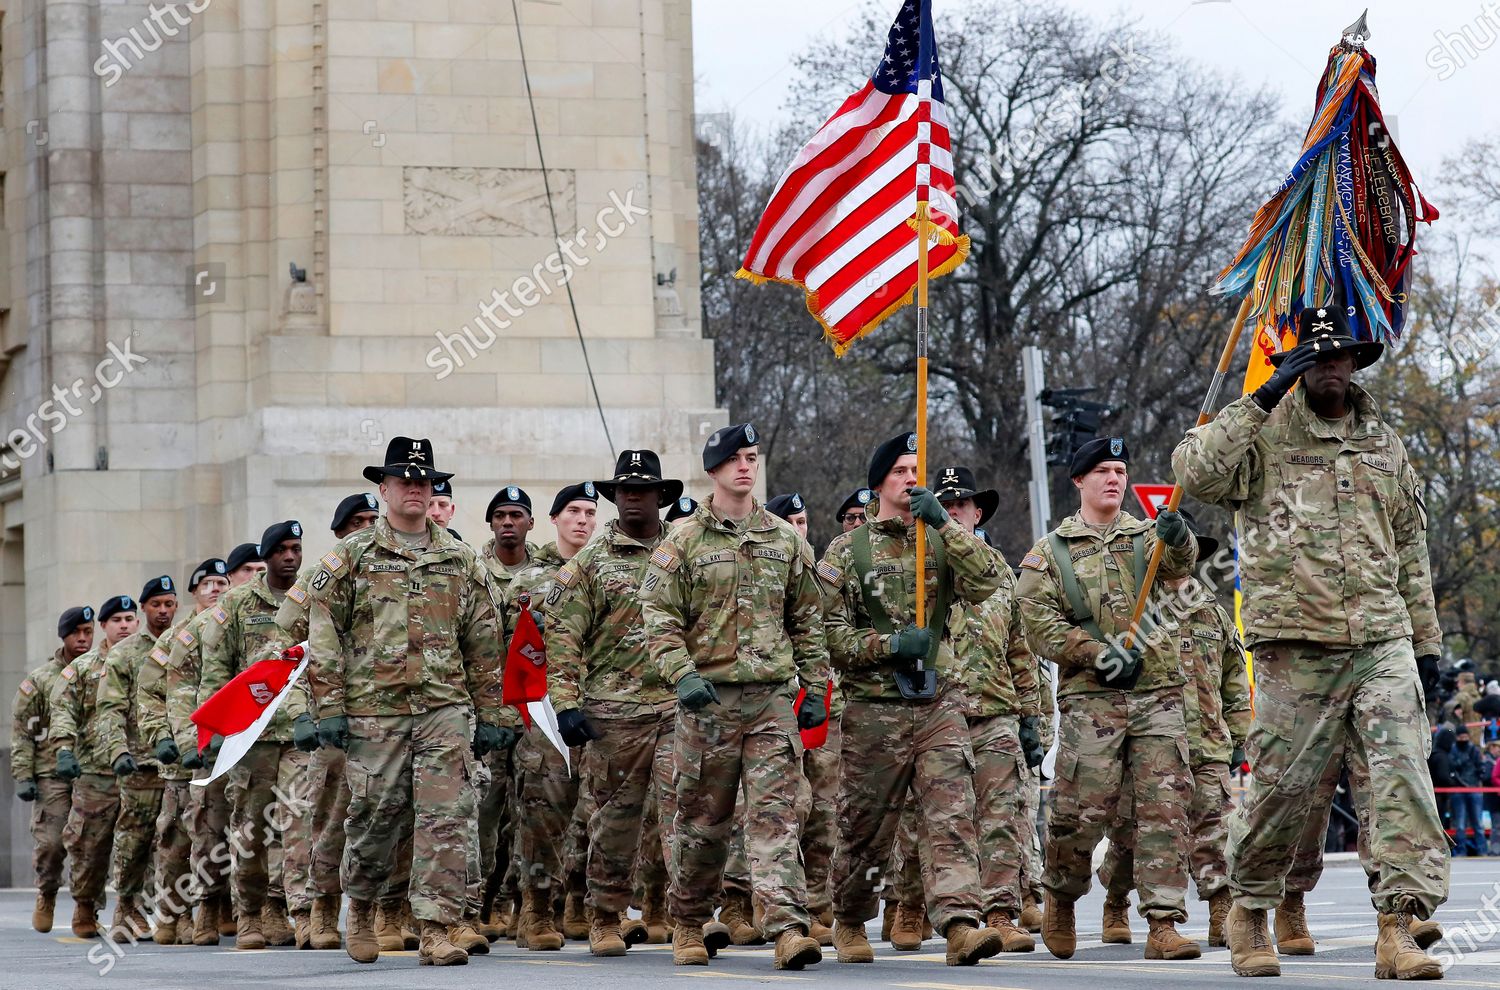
<box><xmin>201</xmin><ymin>574</ymin><xmax>308</xmax><ymax>743</ymax></box>
<box><xmin>97</xmin><ymin>627</ymin><xmax>170</xmax><ymax>769</ymax></box>
<box><xmin>953</xmin><ymin>577</ymin><xmax>1042</xmax><ymax>720</ymax></box>
<box><xmin>480</xmin><ymin>538</ymin><xmax>540</xmax><ymax>621</ymax></box>
<box><xmin>166</xmin><ymin>608</ymin><xmax>219</xmax><ymax>757</ymax></box>
<box><xmin>48</xmin><ymin>642</ymin><xmax>116</xmax><ymax>774</ymax></box>
<box><xmin>640</xmin><ymin>495</ymin><xmax>828</xmax><ymax>692</ymax></box>
<box><xmin>500</xmin><ymin>542</ymin><xmax>565</xmax><ymax>637</ymax></box>
<box><xmin>134</xmin><ymin>613</ymin><xmax>196</xmax><ymax>781</ymax></box>
<box><xmin>288</xmin><ymin>517</ymin><xmax>504</xmax><ymax>724</ymax></box>
<box><xmin>545</xmin><ymin>521</ymin><xmax>672</xmax><ymax>716</ymax></box>
<box><xmin>1016</xmin><ymin>510</ymin><xmax>1195</xmax><ymax>698</ymax></box>
<box><xmin>10</xmin><ymin>649</ymin><xmax>73</xmax><ymax>781</ymax></box>
<box><xmin>1161</xmin><ymin>586</ymin><xmax>1252</xmax><ymax>766</ymax></box>
<box><xmin>820</xmin><ymin>514</ymin><xmax>1005</xmax><ymax>703</ymax></box>
<box><xmin>1172</xmin><ymin>387</ymin><xmax>1440</xmax><ymax>654</ymax></box>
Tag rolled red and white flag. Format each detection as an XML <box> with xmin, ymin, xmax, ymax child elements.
<box><xmin>190</xmin><ymin>643</ymin><xmax>309</xmax><ymax>786</ymax></box>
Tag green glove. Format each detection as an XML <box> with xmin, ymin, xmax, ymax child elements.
<box><xmin>1231</xmin><ymin>745</ymin><xmax>1247</xmax><ymax>769</ymax></box>
<box><xmin>906</xmin><ymin>486</ymin><xmax>950</xmax><ymax>528</ymax></box>
<box><xmin>154</xmin><ymin>737</ymin><xmax>179</xmax><ymax>765</ymax></box>
<box><xmin>889</xmin><ymin>624</ymin><xmax>932</xmax><ymax>663</ymax></box>
<box><xmin>181</xmin><ymin>750</ymin><xmax>205</xmax><ymax>771</ymax></box>
<box><xmin>113</xmin><ymin>753</ymin><xmax>138</xmax><ymax>776</ymax></box>
<box><xmin>16</xmin><ymin>779</ymin><xmax>38</xmax><ymax>802</ymax></box>
<box><xmin>1094</xmin><ymin>641</ymin><xmax>1144</xmax><ymax>690</ymax></box>
<box><xmin>317</xmin><ymin>715</ymin><xmax>350</xmax><ymax>750</ymax></box>
<box><xmin>530</xmin><ymin>609</ymin><xmax>546</xmax><ymax>633</ymax></box>
<box><xmin>205</xmin><ymin>735</ymin><xmax>223</xmax><ymax>761</ymax></box>
<box><xmin>676</xmin><ymin>672</ymin><xmax>720</xmax><ymax>712</ymax></box>
<box><xmin>56</xmin><ymin>750</ymin><xmax>81</xmax><ymax>780</ymax></box>
<box><xmin>1155</xmin><ymin>509</ymin><xmax>1190</xmax><ymax>548</ymax></box>
<box><xmin>292</xmin><ymin>714</ymin><xmax>320</xmax><ymax>753</ymax></box>
<box><xmin>473</xmin><ymin>721</ymin><xmax>506</xmax><ymax>758</ymax></box>
<box><xmin>1018</xmin><ymin>716</ymin><xmax>1044</xmax><ymax>769</ymax></box>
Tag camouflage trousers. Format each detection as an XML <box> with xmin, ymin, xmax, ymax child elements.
<box><xmin>29</xmin><ymin>777</ymin><xmax>72</xmax><ymax>894</ymax></box>
<box><xmin>64</xmin><ymin>772</ymin><xmax>120</xmax><ymax>902</ymax></box>
<box><xmin>187</xmin><ymin>772</ymin><xmax>231</xmax><ymax>900</ymax></box>
<box><xmin>301</xmin><ymin>746</ymin><xmax>350</xmax><ymax>905</ymax></box>
<box><xmin>1288</xmin><ymin>752</ymin><xmax>1374</xmax><ymax>894</ymax></box>
<box><xmin>114</xmin><ymin>772</ymin><xmax>165</xmax><ymax>898</ymax></box>
<box><xmin>1045</xmin><ymin>686</ymin><xmax>1191</xmax><ymax>921</ymax></box>
<box><xmin>832</xmin><ymin>684</ymin><xmax>984</xmax><ymax>935</ymax></box>
<box><xmin>1099</xmin><ymin>761</ymin><xmax>1234</xmax><ymax>902</ymax></box>
<box><xmin>635</xmin><ymin>772</ymin><xmax>670</xmax><ymax>892</ymax></box>
<box><xmin>1018</xmin><ymin>760</ymin><xmax>1045</xmax><ymax>903</ymax></box>
<box><xmin>670</xmin><ymin>680</ymin><xmax>809</xmax><ymax>936</ymax></box>
<box><xmin>970</xmin><ymin>715</ymin><xmax>1028</xmax><ymax>915</ymax></box>
<box><xmin>477</xmin><ymin>746</ymin><xmax>515</xmax><ymax>912</ymax></box>
<box><xmin>225</xmin><ymin>741</ymin><xmax>308</xmax><ymax>913</ymax></box>
<box><xmin>512</xmin><ymin>731</ymin><xmax>581</xmax><ymax>894</ymax></box>
<box><xmin>723</xmin><ymin>800</ymin><xmax>751</xmax><ymax>901</ymax></box>
<box><xmin>580</xmin><ymin>706</ymin><xmax>675</xmax><ymax>914</ymax></box>
<box><xmin>888</xmin><ymin>801</ymin><xmax>923</xmax><ymax>906</ymax></box>
<box><xmin>1228</xmin><ymin>638</ymin><xmax>1448</xmax><ymax>918</ymax></box>
<box><xmin>799</xmin><ymin>719</ymin><xmax>841</xmax><ymax>916</ymax></box>
<box><xmin>345</xmin><ymin>706</ymin><xmax>476</xmax><ymax>923</ymax></box>
<box><xmin>150</xmin><ymin>779</ymin><xmax>195</xmax><ymax>920</ymax></box>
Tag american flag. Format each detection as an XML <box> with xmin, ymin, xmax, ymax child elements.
<box><xmin>736</xmin><ymin>0</ymin><xmax>967</xmax><ymax>354</ymax></box>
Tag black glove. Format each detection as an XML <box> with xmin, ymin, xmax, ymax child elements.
<box><xmin>1250</xmin><ymin>346</ymin><xmax>1320</xmax><ymax>412</ymax></box>
<box><xmin>907</xmin><ymin>486</ymin><xmax>950</xmax><ymax>528</ymax></box>
<box><xmin>797</xmin><ymin>693</ymin><xmax>827</xmax><ymax>731</ymax></box>
<box><xmin>56</xmin><ymin>750</ymin><xmax>81</xmax><ymax>781</ymax></box>
<box><xmin>676</xmin><ymin>672</ymin><xmax>720</xmax><ymax>712</ymax></box>
<box><xmin>1018</xmin><ymin>716</ymin><xmax>1044</xmax><ymax>769</ymax></box>
<box><xmin>1417</xmin><ymin>654</ymin><xmax>1440</xmax><ymax>694</ymax></box>
<box><xmin>16</xmin><ymin>779</ymin><xmax>37</xmax><ymax>802</ymax></box>
<box><xmin>557</xmin><ymin>709</ymin><xmax>604</xmax><ymax>748</ymax></box>
<box><xmin>205</xmin><ymin>735</ymin><xmax>223</xmax><ymax>761</ymax></box>
<box><xmin>1231</xmin><ymin>745</ymin><xmax>1247</xmax><ymax>769</ymax></box>
<box><xmin>473</xmin><ymin>721</ymin><xmax>510</xmax><ymax>757</ymax></box>
<box><xmin>113</xmin><ymin>753</ymin><xmax>138</xmax><ymax>776</ymax></box>
<box><xmin>317</xmin><ymin>716</ymin><xmax>350</xmax><ymax>751</ymax></box>
<box><xmin>154</xmin><ymin>737</ymin><xmax>179</xmax><ymax>765</ymax></box>
<box><xmin>1094</xmin><ymin>641</ymin><xmax>1144</xmax><ymax>690</ymax></box>
<box><xmin>181</xmin><ymin>750</ymin><xmax>205</xmax><ymax>771</ymax></box>
<box><xmin>292</xmin><ymin>714</ymin><xmax>320</xmax><ymax>753</ymax></box>
<box><xmin>889</xmin><ymin>624</ymin><xmax>932</xmax><ymax>666</ymax></box>
<box><xmin>530</xmin><ymin>609</ymin><xmax>546</xmax><ymax>633</ymax></box>
<box><xmin>1155</xmin><ymin>509</ymin><xmax>1190</xmax><ymax>549</ymax></box>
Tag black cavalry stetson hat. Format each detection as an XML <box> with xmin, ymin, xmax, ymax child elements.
<box><xmin>1268</xmin><ymin>304</ymin><xmax>1383</xmax><ymax>370</ymax></box>
<box><xmin>363</xmin><ymin>436</ymin><xmax>454</xmax><ymax>485</ymax></box>
<box><xmin>1179</xmin><ymin>508</ymin><xmax>1220</xmax><ymax>564</ymax></box>
<box><xmin>596</xmin><ymin>449</ymin><xmax>684</xmax><ymax>507</ymax></box>
<box><xmin>931</xmin><ymin>465</ymin><xmax>999</xmax><ymax>528</ymax></box>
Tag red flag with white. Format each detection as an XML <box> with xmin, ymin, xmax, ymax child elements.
<box><xmin>502</xmin><ymin>597</ymin><xmax>570</xmax><ymax>770</ymax></box>
<box><xmin>190</xmin><ymin>643</ymin><xmax>309</xmax><ymax>786</ymax></box>
<box><xmin>735</xmin><ymin>0</ymin><xmax>967</xmax><ymax>354</ymax></box>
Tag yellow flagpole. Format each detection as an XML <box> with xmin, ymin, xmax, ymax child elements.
<box><xmin>915</xmin><ymin>200</ymin><xmax>931</xmax><ymax>630</ymax></box>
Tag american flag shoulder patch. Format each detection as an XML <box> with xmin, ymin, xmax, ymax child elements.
<box><xmin>1020</xmin><ymin>552</ymin><xmax>1046</xmax><ymax>571</ymax></box>
<box><xmin>150</xmin><ymin>648</ymin><xmax>171</xmax><ymax>667</ymax></box>
<box><xmin>287</xmin><ymin>586</ymin><xmax>308</xmax><ymax>605</ymax></box>
<box><xmin>177</xmin><ymin>627</ymin><xmax>196</xmax><ymax>647</ymax></box>
<box><xmin>815</xmin><ymin>560</ymin><xmax>843</xmax><ymax>585</ymax></box>
<box><xmin>649</xmin><ymin>546</ymin><xmax>681</xmax><ymax>572</ymax></box>
<box><xmin>211</xmin><ymin>606</ymin><xmax>229</xmax><ymax>624</ymax></box>
<box><xmin>555</xmin><ymin>564</ymin><xmax>578</xmax><ymax>589</ymax></box>
<box><xmin>61</xmin><ymin>665</ymin><xmax>77</xmax><ymax>682</ymax></box>
<box><xmin>18</xmin><ymin>678</ymin><xmax>36</xmax><ymax>696</ymax></box>
<box><xmin>320</xmin><ymin>551</ymin><xmax>344</xmax><ymax>573</ymax></box>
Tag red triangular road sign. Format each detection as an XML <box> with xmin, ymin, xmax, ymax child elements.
<box><xmin>1132</xmin><ymin>484</ymin><xmax>1175</xmax><ymax>520</ymax></box>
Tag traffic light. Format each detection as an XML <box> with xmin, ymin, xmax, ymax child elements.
<box><xmin>1039</xmin><ymin>387</ymin><xmax>1119</xmax><ymax>467</ymax></box>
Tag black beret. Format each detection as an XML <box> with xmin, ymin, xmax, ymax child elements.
<box><xmin>487</xmin><ymin>485</ymin><xmax>532</xmax><ymax>521</ymax></box>
<box><xmin>867</xmin><ymin>432</ymin><xmax>918</xmax><ymax>489</ymax></box>
<box><xmin>549</xmin><ymin>482</ymin><xmax>599</xmax><ymax>517</ymax></box>
<box><xmin>140</xmin><ymin>575</ymin><xmax>176</xmax><ymax>603</ymax></box>
<box><xmin>58</xmin><ymin>605</ymin><xmax>95</xmax><ymax>638</ymax></box>
<box><xmin>665</xmin><ymin>496</ymin><xmax>698</xmax><ymax>522</ymax></box>
<box><xmin>225</xmin><ymin>543</ymin><xmax>262</xmax><ymax>573</ymax></box>
<box><xmin>188</xmin><ymin>558</ymin><xmax>228</xmax><ymax>591</ymax></box>
<box><xmin>1068</xmin><ymin>436</ymin><xmax>1129</xmax><ymax>479</ymax></box>
<box><xmin>99</xmin><ymin>595</ymin><xmax>137</xmax><ymax>622</ymax></box>
<box><xmin>331</xmin><ymin>492</ymin><xmax>380</xmax><ymax>532</ymax></box>
<box><xmin>766</xmin><ymin>492</ymin><xmax>806</xmax><ymax>520</ymax></box>
<box><xmin>432</xmin><ymin>479</ymin><xmax>453</xmax><ymax>497</ymax></box>
<box><xmin>703</xmin><ymin>423</ymin><xmax>759</xmax><ymax>472</ymax></box>
<box><xmin>835</xmin><ymin>487</ymin><xmax>874</xmax><ymax>521</ymax></box>
<box><xmin>257</xmin><ymin>520</ymin><xmax>303</xmax><ymax>557</ymax></box>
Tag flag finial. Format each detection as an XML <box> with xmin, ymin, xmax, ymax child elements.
<box><xmin>1342</xmin><ymin>9</ymin><xmax>1371</xmax><ymax>48</ymax></box>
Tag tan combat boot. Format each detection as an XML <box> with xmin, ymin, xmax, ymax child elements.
<box><xmin>478</xmin><ymin>898</ymin><xmax>503</xmax><ymax>941</ymax></box>
<box><xmin>1102</xmin><ymin>895</ymin><xmax>1133</xmax><ymax>944</ymax></box>
<box><xmin>1227</xmin><ymin>903</ymin><xmax>1280</xmax><ymax>977</ymax></box>
<box><xmin>292</xmin><ymin>908</ymin><xmax>311</xmax><ymax>949</ymax></box>
<box><xmin>985</xmin><ymin>910</ymin><xmax>1036</xmax><ymax>952</ymax></box>
<box><xmin>374</xmin><ymin>899</ymin><xmax>405</xmax><ymax>952</ymax></box>
<box><xmin>1042</xmin><ymin>893</ymin><xmax>1076</xmax><ymax>959</ymax></box>
<box><xmin>1274</xmin><ymin>890</ymin><xmax>1315</xmax><ymax>955</ymax></box>
<box><xmin>641</xmin><ymin>885</ymin><xmax>670</xmax><ymax>944</ymax></box>
<box><xmin>773</xmin><ymin>926</ymin><xmax>823</xmax><ymax>970</ymax></box>
<box><xmin>1208</xmin><ymin>890</ymin><xmax>1232</xmax><ymax>948</ymax></box>
<box><xmin>236</xmin><ymin>910</ymin><xmax>267</xmax><ymax>950</ymax></box>
<box><xmin>889</xmin><ymin>901</ymin><xmax>925</xmax><ymax>950</ymax></box>
<box><xmin>833</xmin><ymin>920</ymin><xmax>875</xmax><ymax>963</ymax></box>
<box><xmin>451</xmin><ymin>915</ymin><xmax>490</xmax><ymax>955</ymax></box>
<box><xmin>419</xmin><ymin>920</ymin><xmax>469</xmax><ymax>966</ymax></box>
<box><xmin>1375</xmin><ymin>911</ymin><xmax>1442</xmax><ymax>980</ymax></box>
<box><xmin>310</xmin><ymin>894</ymin><xmax>342</xmax><ymax>950</ymax></box>
<box><xmin>192</xmin><ymin>898</ymin><xmax>220</xmax><ymax>945</ymax></box>
<box><xmin>518</xmin><ymin>888</ymin><xmax>564</xmax><ymax>951</ymax></box>
<box><xmin>217</xmin><ymin>892</ymin><xmax>237</xmax><ymax>935</ymax></box>
<box><xmin>1409</xmin><ymin>915</ymin><xmax>1443</xmax><ymax>950</ymax></box>
<box><xmin>152</xmin><ymin>913</ymin><xmax>179</xmax><ymax>946</ymax></box>
<box><xmin>590</xmin><ymin>909</ymin><xmax>628</xmax><ymax>956</ymax></box>
<box><xmin>72</xmin><ymin>899</ymin><xmax>99</xmax><ymax>939</ymax></box>
<box><xmin>33</xmin><ymin>891</ymin><xmax>56</xmax><ymax>933</ymax></box>
<box><xmin>344</xmin><ymin>898</ymin><xmax>380</xmax><ymax>964</ymax></box>
<box><xmin>109</xmin><ymin>895</ymin><xmax>139</xmax><ymax>943</ymax></box>
<box><xmin>945</xmin><ymin>920</ymin><xmax>1004</xmax><ymax>966</ymax></box>
<box><xmin>719</xmin><ymin>891</ymin><xmax>764</xmax><ymax>945</ymax></box>
<box><xmin>881</xmin><ymin>899</ymin><xmax>898</xmax><ymax>941</ymax></box>
<box><xmin>1145</xmin><ymin>918</ymin><xmax>1201</xmax><ymax>959</ymax></box>
<box><xmin>809</xmin><ymin>911</ymin><xmax>834</xmax><ymax>947</ymax></box>
<box><xmin>500</xmin><ymin>895</ymin><xmax>521</xmax><ymax>939</ymax></box>
<box><xmin>563</xmin><ymin>890</ymin><xmax>590</xmax><ymax>940</ymax></box>
<box><xmin>1019</xmin><ymin>892</ymin><xmax>1043</xmax><ymax>934</ymax></box>
<box><xmin>400</xmin><ymin>903</ymin><xmax>419</xmax><ymax>950</ymax></box>
<box><xmin>261</xmin><ymin>897</ymin><xmax>294</xmax><ymax>946</ymax></box>
<box><xmin>673</xmin><ymin>923</ymin><xmax>710</xmax><ymax>965</ymax></box>
<box><xmin>127</xmin><ymin>897</ymin><xmax>150</xmax><ymax>938</ymax></box>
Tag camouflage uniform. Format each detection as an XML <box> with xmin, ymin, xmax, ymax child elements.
<box><xmin>49</xmin><ymin>644</ymin><xmax>121</xmax><ymax>904</ymax></box>
<box><xmin>640</xmin><ymin>495</ymin><xmax>829</xmax><ymax>936</ymax></box>
<box><xmin>1174</xmin><ymin>385</ymin><xmax>1449</xmax><ymax>918</ymax></box>
<box><xmin>10</xmin><ymin>649</ymin><xmax>77</xmax><ymax>897</ymax></box>
<box><xmin>97</xmin><ymin>628</ymin><xmax>170</xmax><ymax>903</ymax></box>
<box><xmin>1018</xmin><ymin>666</ymin><xmax>1057</xmax><ymax>907</ymax></box>
<box><xmin>820</xmin><ymin>513</ymin><xmax>1005</xmax><ymax>934</ymax></box>
<box><xmin>135</xmin><ymin>616</ymin><xmax>197</xmax><ymax>920</ymax></box>
<box><xmin>200</xmin><ymin>574</ymin><xmax>312</xmax><ymax>918</ymax></box>
<box><xmin>1099</xmin><ymin>591</ymin><xmax>1252</xmax><ymax>902</ymax></box>
<box><xmin>545</xmin><ymin>521</ymin><xmax>676</xmax><ymax>915</ymax></box>
<box><xmin>167</xmin><ymin>609</ymin><xmax>233</xmax><ymax>904</ymax></box>
<box><xmin>286</xmin><ymin>517</ymin><xmax>504</xmax><ymax>924</ymax></box>
<box><xmin>1016</xmin><ymin>510</ymin><xmax>1196</xmax><ymax>921</ymax></box>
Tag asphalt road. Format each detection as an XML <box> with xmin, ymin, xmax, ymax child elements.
<box><xmin>8</xmin><ymin>858</ymin><xmax>1500</xmax><ymax>989</ymax></box>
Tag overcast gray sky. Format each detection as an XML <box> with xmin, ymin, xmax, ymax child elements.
<box><xmin>693</xmin><ymin>0</ymin><xmax>1500</xmax><ymax>190</ymax></box>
